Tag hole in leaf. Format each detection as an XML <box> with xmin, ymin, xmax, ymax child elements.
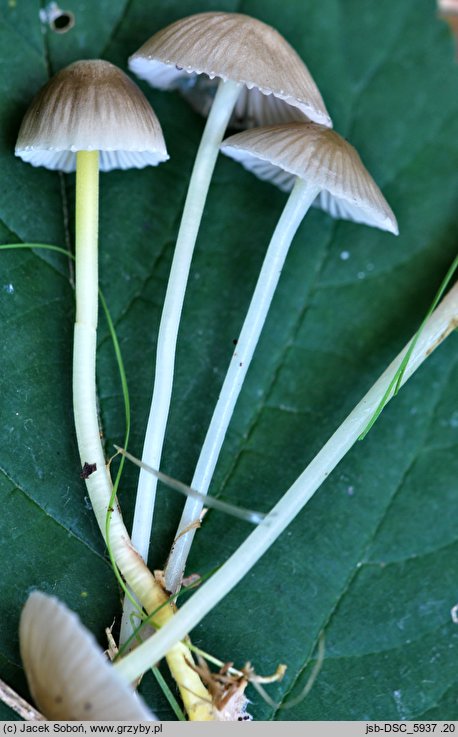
<box><xmin>39</xmin><ymin>3</ymin><xmax>75</xmax><ymax>34</ymax></box>
<box><xmin>51</xmin><ymin>11</ymin><xmax>75</xmax><ymax>33</ymax></box>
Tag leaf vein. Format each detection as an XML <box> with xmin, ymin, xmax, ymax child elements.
<box><xmin>0</xmin><ymin>466</ymin><xmax>108</xmax><ymax>564</ymax></box>
<box><xmin>272</xmin><ymin>357</ymin><xmax>456</xmax><ymax>716</ymax></box>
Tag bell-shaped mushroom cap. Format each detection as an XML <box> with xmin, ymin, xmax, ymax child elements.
<box><xmin>221</xmin><ymin>123</ymin><xmax>398</xmax><ymax>235</ymax></box>
<box><xmin>128</xmin><ymin>12</ymin><xmax>332</xmax><ymax>129</ymax></box>
<box><xmin>20</xmin><ymin>591</ymin><xmax>155</xmax><ymax>720</ymax></box>
<box><xmin>15</xmin><ymin>60</ymin><xmax>169</xmax><ymax>173</ymax></box>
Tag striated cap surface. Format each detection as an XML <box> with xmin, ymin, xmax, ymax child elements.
<box><xmin>20</xmin><ymin>591</ymin><xmax>154</xmax><ymax>720</ymax></box>
<box><xmin>129</xmin><ymin>12</ymin><xmax>332</xmax><ymax>128</ymax></box>
<box><xmin>221</xmin><ymin>123</ymin><xmax>398</xmax><ymax>234</ymax></box>
<box><xmin>15</xmin><ymin>59</ymin><xmax>168</xmax><ymax>172</ymax></box>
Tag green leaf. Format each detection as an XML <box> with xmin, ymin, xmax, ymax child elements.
<box><xmin>1</xmin><ymin>0</ymin><xmax>457</xmax><ymax>721</ymax></box>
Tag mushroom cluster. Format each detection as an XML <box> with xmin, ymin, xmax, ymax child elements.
<box><xmin>122</xmin><ymin>12</ymin><xmax>397</xmax><ymax>600</ymax></box>
<box><xmin>13</xmin><ymin>10</ymin><xmax>398</xmax><ymax>722</ymax></box>
<box><xmin>121</xmin><ymin>8</ymin><xmax>334</xmax><ymax>639</ymax></box>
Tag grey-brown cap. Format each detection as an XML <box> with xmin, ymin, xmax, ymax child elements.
<box><xmin>15</xmin><ymin>60</ymin><xmax>168</xmax><ymax>173</ymax></box>
<box><xmin>221</xmin><ymin>123</ymin><xmax>398</xmax><ymax>235</ymax></box>
<box><xmin>128</xmin><ymin>12</ymin><xmax>332</xmax><ymax>129</ymax></box>
<box><xmin>20</xmin><ymin>591</ymin><xmax>154</xmax><ymax>720</ymax></box>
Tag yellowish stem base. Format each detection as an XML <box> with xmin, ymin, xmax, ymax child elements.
<box><xmin>73</xmin><ymin>151</ymin><xmax>214</xmax><ymax>721</ymax></box>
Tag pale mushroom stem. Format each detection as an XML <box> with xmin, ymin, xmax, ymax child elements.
<box><xmin>71</xmin><ymin>152</ymin><xmax>214</xmax><ymax>721</ymax></box>
<box><xmin>164</xmin><ymin>177</ymin><xmax>320</xmax><ymax>593</ymax></box>
<box><xmin>121</xmin><ymin>78</ymin><xmax>241</xmax><ymax>640</ymax></box>
<box><xmin>113</xmin><ymin>281</ymin><xmax>458</xmax><ymax>682</ymax></box>
<box><xmin>73</xmin><ymin>150</ymin><xmax>106</xmax><ymax>528</ymax></box>
<box><xmin>72</xmin><ymin>150</ymin><xmax>163</xmax><ymax>595</ymax></box>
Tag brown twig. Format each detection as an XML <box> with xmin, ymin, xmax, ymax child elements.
<box><xmin>0</xmin><ymin>678</ymin><xmax>46</xmax><ymax>721</ymax></box>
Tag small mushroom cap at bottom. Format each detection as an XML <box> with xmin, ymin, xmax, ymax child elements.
<box><xmin>20</xmin><ymin>591</ymin><xmax>155</xmax><ymax>720</ymax></box>
<box><xmin>221</xmin><ymin>123</ymin><xmax>398</xmax><ymax>235</ymax></box>
<box><xmin>15</xmin><ymin>59</ymin><xmax>169</xmax><ymax>173</ymax></box>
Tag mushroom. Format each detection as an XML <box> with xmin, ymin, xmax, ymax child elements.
<box><xmin>164</xmin><ymin>121</ymin><xmax>398</xmax><ymax>592</ymax></box>
<box><xmin>124</xmin><ymin>13</ymin><xmax>332</xmax><ymax>630</ymax></box>
<box><xmin>129</xmin><ymin>12</ymin><xmax>331</xmax><ymax>129</ymax></box>
<box><xmin>14</xmin><ymin>59</ymin><xmax>168</xmax><ymax>564</ymax></box>
<box><xmin>20</xmin><ymin>591</ymin><xmax>153</xmax><ymax>720</ymax></box>
<box><xmin>15</xmin><ymin>61</ymin><xmax>230</xmax><ymax>723</ymax></box>
<box><xmin>14</xmin><ymin>62</ymin><xmax>219</xmax><ymax>720</ymax></box>
<box><xmin>15</xmin><ymin>60</ymin><xmax>168</xmax><ymax>172</ymax></box>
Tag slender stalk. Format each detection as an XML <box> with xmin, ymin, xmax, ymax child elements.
<box><xmin>164</xmin><ymin>178</ymin><xmax>321</xmax><ymax>593</ymax></box>
<box><xmin>114</xmin><ymin>282</ymin><xmax>458</xmax><ymax>682</ymax></box>
<box><xmin>72</xmin><ymin>151</ymin><xmax>165</xmax><ymax>607</ymax></box>
<box><xmin>116</xmin><ymin>446</ymin><xmax>266</xmax><ymax>524</ymax></box>
<box><xmin>72</xmin><ymin>152</ymin><xmax>213</xmax><ymax>720</ymax></box>
<box><xmin>121</xmin><ymin>78</ymin><xmax>241</xmax><ymax>641</ymax></box>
